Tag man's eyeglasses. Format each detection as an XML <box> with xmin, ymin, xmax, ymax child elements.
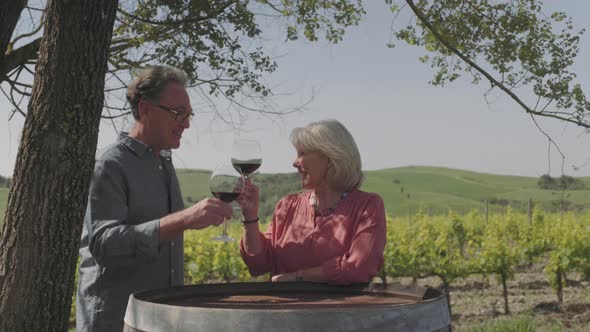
<box><xmin>150</xmin><ymin>103</ymin><xmax>195</xmax><ymax>122</ymax></box>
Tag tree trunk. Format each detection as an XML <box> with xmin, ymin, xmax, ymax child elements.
<box><xmin>0</xmin><ymin>0</ymin><xmax>27</xmax><ymax>63</ymax></box>
<box><xmin>501</xmin><ymin>272</ymin><xmax>510</xmax><ymax>314</ymax></box>
<box><xmin>0</xmin><ymin>0</ymin><xmax>118</xmax><ymax>330</ymax></box>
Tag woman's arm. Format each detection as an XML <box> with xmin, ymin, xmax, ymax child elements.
<box><xmin>238</xmin><ymin>179</ymin><xmax>264</xmax><ymax>255</ymax></box>
<box><xmin>242</xmin><ymin>221</ymin><xmax>265</xmax><ymax>255</ymax></box>
<box><xmin>239</xmin><ymin>219</ymin><xmax>274</xmax><ymax>276</ymax></box>
<box><xmin>239</xmin><ymin>183</ymin><xmax>287</xmax><ymax>276</ymax></box>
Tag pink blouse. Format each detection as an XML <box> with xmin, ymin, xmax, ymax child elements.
<box><xmin>240</xmin><ymin>189</ymin><xmax>386</xmax><ymax>284</ymax></box>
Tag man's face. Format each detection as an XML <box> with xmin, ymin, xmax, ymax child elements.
<box><xmin>141</xmin><ymin>82</ymin><xmax>192</xmax><ymax>151</ymax></box>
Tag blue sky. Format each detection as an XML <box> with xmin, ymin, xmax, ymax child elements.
<box><xmin>1</xmin><ymin>1</ymin><xmax>589</xmax><ymax>177</ymax></box>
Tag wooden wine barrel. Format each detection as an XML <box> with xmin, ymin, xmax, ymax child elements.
<box><xmin>123</xmin><ymin>282</ymin><xmax>451</xmax><ymax>332</ymax></box>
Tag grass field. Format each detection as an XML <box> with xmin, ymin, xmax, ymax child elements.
<box><xmin>176</xmin><ymin>166</ymin><xmax>590</xmax><ymax>218</ymax></box>
<box><xmin>362</xmin><ymin>166</ymin><xmax>590</xmax><ymax>216</ymax></box>
<box><xmin>2</xmin><ymin>166</ymin><xmax>590</xmax><ymax>226</ymax></box>
<box><xmin>175</xmin><ymin>169</ymin><xmax>212</xmax><ymax>203</ymax></box>
<box><xmin>0</xmin><ymin>187</ymin><xmax>7</xmax><ymax>228</ymax></box>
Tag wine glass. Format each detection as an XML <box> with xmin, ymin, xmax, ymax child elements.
<box><xmin>231</xmin><ymin>139</ymin><xmax>262</xmax><ymax>178</ymax></box>
<box><xmin>209</xmin><ymin>164</ymin><xmax>244</xmax><ymax>242</ymax></box>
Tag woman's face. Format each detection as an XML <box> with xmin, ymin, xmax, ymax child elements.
<box><xmin>292</xmin><ymin>146</ymin><xmax>330</xmax><ymax>190</ymax></box>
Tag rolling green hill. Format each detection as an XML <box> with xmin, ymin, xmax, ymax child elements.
<box><xmin>177</xmin><ymin>166</ymin><xmax>590</xmax><ymax>219</ymax></box>
<box><xmin>363</xmin><ymin>166</ymin><xmax>590</xmax><ymax>216</ymax></box>
<box><xmin>1</xmin><ymin>166</ymin><xmax>588</xmax><ymax>227</ymax></box>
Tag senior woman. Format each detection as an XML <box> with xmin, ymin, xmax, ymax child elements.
<box><xmin>237</xmin><ymin>119</ymin><xmax>386</xmax><ymax>284</ymax></box>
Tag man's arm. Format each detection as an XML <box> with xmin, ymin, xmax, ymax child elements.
<box><xmin>159</xmin><ymin>198</ymin><xmax>233</xmax><ymax>243</ymax></box>
<box><xmin>87</xmin><ymin>159</ymin><xmax>232</xmax><ymax>267</ymax></box>
<box><xmin>86</xmin><ymin>159</ymin><xmax>161</xmax><ymax>267</ymax></box>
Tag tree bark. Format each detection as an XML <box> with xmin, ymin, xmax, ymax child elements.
<box><xmin>0</xmin><ymin>0</ymin><xmax>118</xmax><ymax>330</ymax></box>
<box><xmin>0</xmin><ymin>0</ymin><xmax>27</xmax><ymax>67</ymax></box>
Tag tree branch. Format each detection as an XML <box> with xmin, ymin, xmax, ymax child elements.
<box><xmin>0</xmin><ymin>85</ymin><xmax>26</xmax><ymax>117</ymax></box>
<box><xmin>116</xmin><ymin>1</ymin><xmax>234</xmax><ymax>26</ymax></box>
<box><xmin>405</xmin><ymin>0</ymin><xmax>590</xmax><ymax>129</ymax></box>
<box><xmin>0</xmin><ymin>38</ymin><xmax>41</xmax><ymax>80</ymax></box>
<box><xmin>9</xmin><ymin>17</ymin><xmax>43</xmax><ymax>47</ymax></box>
<box><xmin>0</xmin><ymin>0</ymin><xmax>28</xmax><ymax>63</ymax></box>
<box><xmin>101</xmin><ymin>110</ymin><xmax>131</xmax><ymax>119</ymax></box>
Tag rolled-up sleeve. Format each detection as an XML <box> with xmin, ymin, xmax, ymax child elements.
<box><xmin>86</xmin><ymin>159</ymin><xmax>160</xmax><ymax>268</ymax></box>
<box><xmin>320</xmin><ymin>195</ymin><xmax>386</xmax><ymax>284</ymax></box>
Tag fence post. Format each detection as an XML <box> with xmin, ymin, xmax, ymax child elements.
<box><xmin>529</xmin><ymin>198</ymin><xmax>533</xmax><ymax>225</ymax></box>
<box><xmin>484</xmin><ymin>200</ymin><xmax>489</xmax><ymax>224</ymax></box>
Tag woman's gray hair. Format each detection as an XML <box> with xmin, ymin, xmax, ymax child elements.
<box><xmin>126</xmin><ymin>65</ymin><xmax>189</xmax><ymax>120</ymax></box>
<box><xmin>290</xmin><ymin>119</ymin><xmax>363</xmax><ymax>192</ymax></box>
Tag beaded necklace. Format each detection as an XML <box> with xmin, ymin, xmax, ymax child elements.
<box><xmin>311</xmin><ymin>191</ymin><xmax>348</xmax><ymax>217</ymax></box>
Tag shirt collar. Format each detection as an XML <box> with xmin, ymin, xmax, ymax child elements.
<box><xmin>118</xmin><ymin>132</ymin><xmax>152</xmax><ymax>157</ymax></box>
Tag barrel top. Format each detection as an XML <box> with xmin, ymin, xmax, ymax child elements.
<box><xmin>130</xmin><ymin>282</ymin><xmax>442</xmax><ymax>310</ymax></box>
<box><xmin>125</xmin><ymin>283</ymin><xmax>451</xmax><ymax>332</ymax></box>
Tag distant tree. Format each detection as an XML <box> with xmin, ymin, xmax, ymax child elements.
<box><xmin>538</xmin><ymin>174</ymin><xmax>558</xmax><ymax>190</ymax></box>
<box><xmin>538</xmin><ymin>174</ymin><xmax>586</xmax><ymax>190</ymax></box>
<box><xmin>489</xmin><ymin>198</ymin><xmax>510</xmax><ymax>207</ymax></box>
<box><xmin>0</xmin><ymin>176</ymin><xmax>10</xmax><ymax>188</ymax></box>
<box><xmin>560</xmin><ymin>175</ymin><xmax>586</xmax><ymax>190</ymax></box>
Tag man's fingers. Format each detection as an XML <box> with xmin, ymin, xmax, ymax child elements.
<box><xmin>208</xmin><ymin>202</ymin><xmax>233</xmax><ymax>219</ymax></box>
<box><xmin>214</xmin><ymin>215</ymin><xmax>226</xmax><ymax>226</ymax></box>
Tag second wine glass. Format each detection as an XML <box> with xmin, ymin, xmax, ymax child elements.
<box><xmin>209</xmin><ymin>164</ymin><xmax>243</xmax><ymax>242</ymax></box>
<box><xmin>231</xmin><ymin>139</ymin><xmax>262</xmax><ymax>178</ymax></box>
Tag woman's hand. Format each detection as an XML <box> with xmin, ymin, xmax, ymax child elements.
<box><xmin>237</xmin><ymin>178</ymin><xmax>259</xmax><ymax>220</ymax></box>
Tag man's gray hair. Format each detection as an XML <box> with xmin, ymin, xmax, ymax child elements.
<box><xmin>126</xmin><ymin>65</ymin><xmax>189</xmax><ymax>120</ymax></box>
<box><xmin>290</xmin><ymin>119</ymin><xmax>364</xmax><ymax>192</ymax></box>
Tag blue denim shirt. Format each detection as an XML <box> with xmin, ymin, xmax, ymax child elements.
<box><xmin>76</xmin><ymin>133</ymin><xmax>184</xmax><ymax>332</ymax></box>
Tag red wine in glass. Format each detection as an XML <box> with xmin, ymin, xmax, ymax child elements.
<box><xmin>231</xmin><ymin>139</ymin><xmax>262</xmax><ymax>178</ymax></box>
<box><xmin>209</xmin><ymin>165</ymin><xmax>243</xmax><ymax>242</ymax></box>
<box><xmin>231</xmin><ymin>158</ymin><xmax>262</xmax><ymax>178</ymax></box>
<box><xmin>212</xmin><ymin>192</ymin><xmax>240</xmax><ymax>203</ymax></box>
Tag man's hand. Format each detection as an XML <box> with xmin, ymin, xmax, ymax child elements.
<box><xmin>182</xmin><ymin>198</ymin><xmax>233</xmax><ymax>230</ymax></box>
